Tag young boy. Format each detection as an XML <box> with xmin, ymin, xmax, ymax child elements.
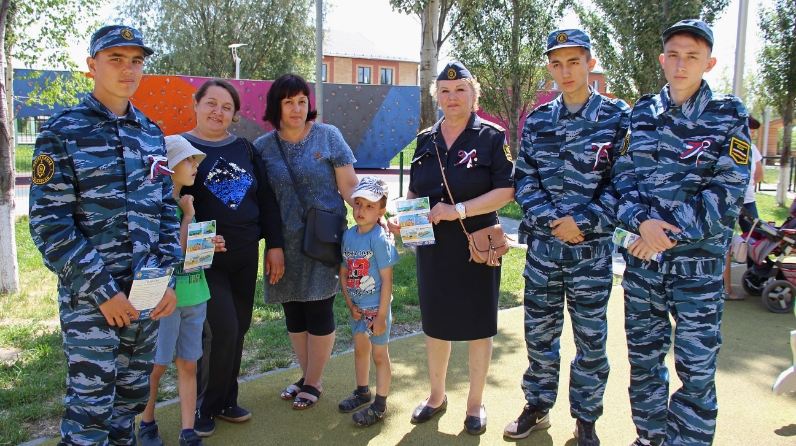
<box><xmin>338</xmin><ymin>176</ymin><xmax>400</xmax><ymax>427</ymax></box>
<box><xmin>613</xmin><ymin>20</ymin><xmax>750</xmax><ymax>446</ymax></box>
<box><xmin>139</xmin><ymin>135</ymin><xmax>226</xmax><ymax>446</ymax></box>
<box><xmin>507</xmin><ymin>29</ymin><xmax>629</xmax><ymax>445</ymax></box>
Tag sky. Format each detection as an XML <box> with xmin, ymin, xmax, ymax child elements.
<box><xmin>56</xmin><ymin>0</ymin><xmax>764</xmax><ymax>90</ymax></box>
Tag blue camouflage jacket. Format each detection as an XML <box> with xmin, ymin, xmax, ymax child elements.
<box><xmin>613</xmin><ymin>81</ymin><xmax>751</xmax><ymax>275</ymax></box>
<box><xmin>29</xmin><ymin>95</ymin><xmax>182</xmax><ymax>310</ymax></box>
<box><xmin>515</xmin><ymin>89</ymin><xmax>630</xmax><ymax>259</ymax></box>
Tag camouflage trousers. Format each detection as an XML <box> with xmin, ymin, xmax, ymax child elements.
<box><xmin>521</xmin><ymin>249</ymin><xmax>612</xmax><ymax>421</ymax></box>
<box><xmin>58</xmin><ymin>301</ymin><xmax>158</xmax><ymax>446</ymax></box>
<box><xmin>623</xmin><ymin>266</ymin><xmax>723</xmax><ymax>446</ymax></box>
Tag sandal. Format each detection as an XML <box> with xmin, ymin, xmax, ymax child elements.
<box><xmin>338</xmin><ymin>390</ymin><xmax>372</xmax><ymax>413</ymax></box>
<box><xmin>293</xmin><ymin>384</ymin><xmax>323</xmax><ymax>410</ymax></box>
<box><xmin>352</xmin><ymin>404</ymin><xmax>385</xmax><ymax>428</ymax></box>
<box><xmin>280</xmin><ymin>378</ymin><xmax>305</xmax><ymax>400</ymax></box>
<box><xmin>724</xmin><ymin>291</ymin><xmax>745</xmax><ymax>301</ymax></box>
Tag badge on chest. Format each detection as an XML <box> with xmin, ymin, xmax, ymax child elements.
<box><xmin>456</xmin><ymin>149</ymin><xmax>477</xmax><ymax>168</ymax></box>
<box><xmin>681</xmin><ymin>140</ymin><xmax>711</xmax><ymax>166</ymax></box>
<box><xmin>590</xmin><ymin>142</ymin><xmax>612</xmax><ymax>170</ymax></box>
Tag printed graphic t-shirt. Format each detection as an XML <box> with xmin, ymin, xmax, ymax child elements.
<box><xmin>341</xmin><ymin>224</ymin><xmax>401</xmax><ymax>308</ymax></box>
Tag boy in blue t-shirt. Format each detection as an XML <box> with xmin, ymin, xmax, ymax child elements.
<box><xmin>338</xmin><ymin>176</ymin><xmax>401</xmax><ymax>427</ymax></box>
<box><xmin>139</xmin><ymin>135</ymin><xmax>226</xmax><ymax>446</ymax></box>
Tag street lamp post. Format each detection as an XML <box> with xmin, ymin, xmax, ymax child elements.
<box><xmin>228</xmin><ymin>43</ymin><xmax>247</xmax><ymax>80</ymax></box>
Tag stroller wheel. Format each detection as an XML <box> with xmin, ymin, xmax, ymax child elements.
<box><xmin>761</xmin><ymin>280</ymin><xmax>796</xmax><ymax>314</ymax></box>
<box><xmin>741</xmin><ymin>269</ymin><xmax>767</xmax><ymax>296</ymax></box>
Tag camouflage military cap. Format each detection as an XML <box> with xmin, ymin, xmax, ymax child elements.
<box><xmin>662</xmin><ymin>19</ymin><xmax>714</xmax><ymax>48</ymax></box>
<box><xmin>89</xmin><ymin>25</ymin><xmax>154</xmax><ymax>58</ymax></box>
<box><xmin>545</xmin><ymin>29</ymin><xmax>591</xmax><ymax>55</ymax></box>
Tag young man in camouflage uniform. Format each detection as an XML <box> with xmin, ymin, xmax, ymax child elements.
<box><xmin>613</xmin><ymin>20</ymin><xmax>750</xmax><ymax>446</ymax></box>
<box><xmin>506</xmin><ymin>29</ymin><xmax>630</xmax><ymax>445</ymax></box>
<box><xmin>29</xmin><ymin>25</ymin><xmax>181</xmax><ymax>445</ymax></box>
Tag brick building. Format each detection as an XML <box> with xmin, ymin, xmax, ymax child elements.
<box><xmin>322</xmin><ymin>30</ymin><xmax>419</xmax><ymax>86</ymax></box>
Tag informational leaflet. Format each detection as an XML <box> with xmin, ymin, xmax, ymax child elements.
<box><xmin>612</xmin><ymin>227</ymin><xmax>663</xmax><ymax>262</ymax></box>
<box><xmin>184</xmin><ymin>220</ymin><xmax>217</xmax><ymax>273</ymax></box>
<box><xmin>128</xmin><ymin>267</ymin><xmax>174</xmax><ymax>319</ymax></box>
<box><xmin>396</xmin><ymin>197</ymin><xmax>435</xmax><ymax>246</ymax></box>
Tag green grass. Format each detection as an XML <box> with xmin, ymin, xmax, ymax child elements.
<box><xmin>754</xmin><ymin>192</ymin><xmax>792</xmax><ymax>225</ymax></box>
<box><xmin>14</xmin><ymin>145</ymin><xmax>34</xmax><ymax>174</ymax></box>
<box><xmin>762</xmin><ymin>165</ymin><xmax>782</xmax><ymax>186</ymax></box>
<box><xmin>389</xmin><ymin>140</ymin><xmax>416</xmax><ymax>167</ymax></box>
<box><xmin>498</xmin><ymin>201</ymin><xmax>522</xmax><ymax>220</ymax></box>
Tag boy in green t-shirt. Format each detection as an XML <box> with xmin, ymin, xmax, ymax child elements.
<box><xmin>139</xmin><ymin>135</ymin><xmax>226</xmax><ymax>446</ymax></box>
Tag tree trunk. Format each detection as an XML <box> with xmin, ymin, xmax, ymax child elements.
<box><xmin>0</xmin><ymin>0</ymin><xmax>18</xmax><ymax>294</ymax></box>
<box><xmin>777</xmin><ymin>98</ymin><xmax>794</xmax><ymax>206</ymax></box>
<box><xmin>507</xmin><ymin>0</ymin><xmax>521</xmax><ymax>160</ymax></box>
<box><xmin>419</xmin><ymin>0</ymin><xmax>440</xmax><ymax>131</ymax></box>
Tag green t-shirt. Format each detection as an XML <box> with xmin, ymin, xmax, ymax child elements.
<box><xmin>175</xmin><ymin>207</ymin><xmax>211</xmax><ymax>307</ymax></box>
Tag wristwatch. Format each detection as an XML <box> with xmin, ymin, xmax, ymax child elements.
<box><xmin>455</xmin><ymin>202</ymin><xmax>467</xmax><ymax>219</ymax></box>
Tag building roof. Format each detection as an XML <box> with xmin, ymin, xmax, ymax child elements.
<box><xmin>324</xmin><ymin>30</ymin><xmax>420</xmax><ymax>63</ymax></box>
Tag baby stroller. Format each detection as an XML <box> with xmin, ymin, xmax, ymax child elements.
<box><xmin>740</xmin><ymin>206</ymin><xmax>796</xmax><ymax>313</ymax></box>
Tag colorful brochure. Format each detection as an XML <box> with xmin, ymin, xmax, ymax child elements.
<box><xmin>128</xmin><ymin>266</ymin><xmax>174</xmax><ymax>319</ymax></box>
<box><xmin>184</xmin><ymin>220</ymin><xmax>217</xmax><ymax>273</ymax></box>
<box><xmin>396</xmin><ymin>197</ymin><xmax>435</xmax><ymax>246</ymax></box>
<box><xmin>612</xmin><ymin>227</ymin><xmax>663</xmax><ymax>262</ymax></box>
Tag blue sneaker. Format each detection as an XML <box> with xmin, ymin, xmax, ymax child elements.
<box><xmin>137</xmin><ymin>421</ymin><xmax>164</xmax><ymax>446</ymax></box>
<box><xmin>218</xmin><ymin>405</ymin><xmax>251</xmax><ymax>422</ymax></box>
<box><xmin>179</xmin><ymin>430</ymin><xmax>203</xmax><ymax>446</ymax></box>
<box><xmin>193</xmin><ymin>410</ymin><xmax>215</xmax><ymax>437</ymax></box>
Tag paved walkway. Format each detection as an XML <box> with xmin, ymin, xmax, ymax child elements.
<box><xmin>30</xmin><ymin>265</ymin><xmax>796</xmax><ymax>446</ymax></box>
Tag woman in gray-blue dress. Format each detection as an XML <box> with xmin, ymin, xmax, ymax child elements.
<box><xmin>253</xmin><ymin>74</ymin><xmax>359</xmax><ymax>410</ymax></box>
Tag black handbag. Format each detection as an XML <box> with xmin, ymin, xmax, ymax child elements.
<box><xmin>274</xmin><ymin>132</ymin><xmax>346</xmax><ymax>266</ymax></box>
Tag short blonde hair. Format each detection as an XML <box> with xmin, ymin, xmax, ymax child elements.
<box><xmin>429</xmin><ymin>77</ymin><xmax>481</xmax><ymax>113</ymax></box>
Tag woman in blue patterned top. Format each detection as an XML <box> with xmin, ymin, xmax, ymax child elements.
<box><xmin>254</xmin><ymin>74</ymin><xmax>360</xmax><ymax>410</ymax></box>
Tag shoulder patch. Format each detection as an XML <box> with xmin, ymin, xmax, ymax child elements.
<box><xmin>729</xmin><ymin>137</ymin><xmax>750</xmax><ymax>165</ymax></box>
<box><xmin>621</xmin><ymin>133</ymin><xmax>630</xmax><ymax>156</ymax></box>
<box><xmin>503</xmin><ymin>144</ymin><xmax>513</xmax><ymax>162</ymax></box>
<box><xmin>481</xmin><ymin>120</ymin><xmax>505</xmax><ymax>132</ymax></box>
<box><xmin>32</xmin><ymin>154</ymin><xmax>55</xmax><ymax>185</ymax></box>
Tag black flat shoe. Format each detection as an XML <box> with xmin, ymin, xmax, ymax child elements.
<box><xmin>464</xmin><ymin>405</ymin><xmax>487</xmax><ymax>435</ymax></box>
<box><xmin>410</xmin><ymin>395</ymin><xmax>448</xmax><ymax>423</ymax></box>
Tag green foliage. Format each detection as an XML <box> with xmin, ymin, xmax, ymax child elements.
<box><xmin>713</xmin><ymin>65</ymin><xmax>769</xmax><ymax>120</ymax></box>
<box><xmin>758</xmin><ymin>0</ymin><xmax>796</xmax><ymax>117</ymax></box>
<box><xmin>7</xmin><ymin>0</ymin><xmax>103</xmax><ymax>70</ymax></box>
<box><xmin>14</xmin><ymin>144</ymin><xmax>32</xmax><ymax>173</ymax></box>
<box><xmin>22</xmin><ymin>70</ymin><xmax>93</xmax><ymax>107</ymax></box>
<box><xmin>576</xmin><ymin>0</ymin><xmax>730</xmax><ymax>101</ymax></box>
<box><xmin>119</xmin><ymin>0</ymin><xmax>317</xmax><ymax>80</ymax></box>
<box><xmin>498</xmin><ymin>200</ymin><xmax>523</xmax><ymax>220</ymax></box>
<box><xmin>451</xmin><ymin>0</ymin><xmax>564</xmax><ymax>158</ymax></box>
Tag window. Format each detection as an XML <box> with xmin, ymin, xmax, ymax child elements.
<box><xmin>593</xmin><ymin>80</ymin><xmax>599</xmax><ymax>90</ymax></box>
<box><xmin>321</xmin><ymin>64</ymin><xmax>327</xmax><ymax>82</ymax></box>
<box><xmin>357</xmin><ymin>67</ymin><xmax>371</xmax><ymax>84</ymax></box>
<box><xmin>380</xmin><ymin>68</ymin><xmax>393</xmax><ymax>85</ymax></box>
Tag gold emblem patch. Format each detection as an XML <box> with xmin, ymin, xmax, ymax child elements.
<box><xmin>503</xmin><ymin>144</ymin><xmax>513</xmax><ymax>162</ymax></box>
<box><xmin>556</xmin><ymin>33</ymin><xmax>568</xmax><ymax>43</ymax></box>
<box><xmin>729</xmin><ymin>137</ymin><xmax>750</xmax><ymax>165</ymax></box>
<box><xmin>621</xmin><ymin>133</ymin><xmax>630</xmax><ymax>156</ymax></box>
<box><xmin>447</xmin><ymin>68</ymin><xmax>457</xmax><ymax>80</ymax></box>
<box><xmin>120</xmin><ymin>29</ymin><xmax>134</xmax><ymax>40</ymax></box>
<box><xmin>32</xmin><ymin>154</ymin><xmax>55</xmax><ymax>185</ymax></box>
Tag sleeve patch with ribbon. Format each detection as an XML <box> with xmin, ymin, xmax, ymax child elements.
<box><xmin>32</xmin><ymin>154</ymin><xmax>55</xmax><ymax>185</ymax></box>
<box><xmin>729</xmin><ymin>137</ymin><xmax>750</xmax><ymax>165</ymax></box>
<box><xmin>503</xmin><ymin>144</ymin><xmax>513</xmax><ymax>162</ymax></box>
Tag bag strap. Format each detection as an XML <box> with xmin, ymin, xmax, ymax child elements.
<box><xmin>273</xmin><ymin>131</ymin><xmax>309</xmax><ymax>221</ymax></box>
<box><xmin>433</xmin><ymin>136</ymin><xmax>472</xmax><ymax>237</ymax></box>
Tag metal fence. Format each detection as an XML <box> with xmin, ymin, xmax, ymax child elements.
<box><xmin>14</xmin><ymin>117</ymin><xmax>40</xmax><ymax>217</ymax></box>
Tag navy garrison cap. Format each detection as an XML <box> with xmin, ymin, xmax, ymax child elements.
<box><xmin>545</xmin><ymin>29</ymin><xmax>591</xmax><ymax>55</ymax></box>
<box><xmin>437</xmin><ymin>61</ymin><xmax>473</xmax><ymax>81</ymax></box>
<box><xmin>89</xmin><ymin>25</ymin><xmax>154</xmax><ymax>58</ymax></box>
<box><xmin>662</xmin><ymin>19</ymin><xmax>714</xmax><ymax>48</ymax></box>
